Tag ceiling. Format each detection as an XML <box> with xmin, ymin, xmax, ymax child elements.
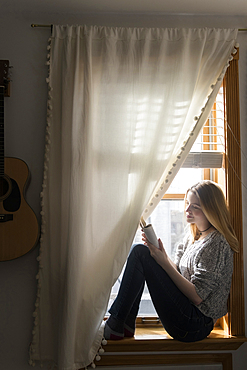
<box><xmin>3</xmin><ymin>0</ymin><xmax>247</xmax><ymax>16</ymax></box>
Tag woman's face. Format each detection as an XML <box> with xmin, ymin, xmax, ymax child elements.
<box><xmin>185</xmin><ymin>190</ymin><xmax>209</xmax><ymax>228</ymax></box>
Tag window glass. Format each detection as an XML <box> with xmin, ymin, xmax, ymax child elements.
<box><xmin>166</xmin><ymin>168</ymin><xmax>203</xmax><ymax>194</ymax></box>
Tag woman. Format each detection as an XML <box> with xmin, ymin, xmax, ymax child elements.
<box><xmin>104</xmin><ymin>180</ymin><xmax>239</xmax><ymax>342</ymax></box>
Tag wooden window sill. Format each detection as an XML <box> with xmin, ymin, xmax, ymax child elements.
<box><xmin>101</xmin><ymin>325</ymin><xmax>247</xmax><ymax>353</ymax></box>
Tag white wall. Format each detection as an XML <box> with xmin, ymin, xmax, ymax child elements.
<box><xmin>0</xmin><ymin>9</ymin><xmax>247</xmax><ymax>370</ymax></box>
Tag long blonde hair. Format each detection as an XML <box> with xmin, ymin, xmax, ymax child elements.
<box><xmin>186</xmin><ymin>180</ymin><xmax>239</xmax><ymax>252</ymax></box>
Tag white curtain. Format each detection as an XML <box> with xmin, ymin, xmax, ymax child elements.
<box><xmin>30</xmin><ymin>25</ymin><xmax>238</xmax><ymax>370</ymax></box>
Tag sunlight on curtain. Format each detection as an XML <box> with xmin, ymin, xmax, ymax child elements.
<box><xmin>29</xmin><ymin>25</ymin><xmax>238</xmax><ymax>369</ymax></box>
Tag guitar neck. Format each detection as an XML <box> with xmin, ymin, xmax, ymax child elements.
<box><xmin>0</xmin><ymin>86</ymin><xmax>4</xmax><ymax>177</ymax></box>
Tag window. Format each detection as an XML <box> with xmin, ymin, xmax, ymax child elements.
<box><xmin>108</xmin><ymin>84</ymin><xmax>226</xmax><ymax>316</ymax></box>
<box><xmin>107</xmin><ymin>49</ymin><xmax>244</xmax><ymax>339</ymax></box>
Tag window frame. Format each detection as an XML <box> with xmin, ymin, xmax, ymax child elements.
<box><xmin>223</xmin><ymin>48</ymin><xmax>245</xmax><ymax>337</ymax></box>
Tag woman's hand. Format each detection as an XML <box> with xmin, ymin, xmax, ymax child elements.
<box><xmin>142</xmin><ymin>232</ymin><xmax>202</xmax><ymax>305</ymax></box>
<box><xmin>142</xmin><ymin>232</ymin><xmax>169</xmax><ymax>269</ymax></box>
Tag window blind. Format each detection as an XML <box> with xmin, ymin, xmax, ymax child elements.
<box><xmin>182</xmin><ymin>86</ymin><xmax>225</xmax><ymax>169</ymax></box>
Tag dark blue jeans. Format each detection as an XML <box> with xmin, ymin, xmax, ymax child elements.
<box><xmin>109</xmin><ymin>244</ymin><xmax>214</xmax><ymax>342</ymax></box>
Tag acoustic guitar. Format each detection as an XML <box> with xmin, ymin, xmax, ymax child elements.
<box><xmin>0</xmin><ymin>60</ymin><xmax>39</xmax><ymax>261</ymax></box>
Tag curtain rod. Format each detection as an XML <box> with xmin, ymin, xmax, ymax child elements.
<box><xmin>31</xmin><ymin>24</ymin><xmax>247</xmax><ymax>31</ymax></box>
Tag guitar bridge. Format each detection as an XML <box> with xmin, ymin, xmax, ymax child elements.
<box><xmin>0</xmin><ymin>214</ymin><xmax>13</xmax><ymax>222</ymax></box>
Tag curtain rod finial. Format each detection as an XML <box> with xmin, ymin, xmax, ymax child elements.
<box><xmin>31</xmin><ymin>24</ymin><xmax>52</xmax><ymax>28</ymax></box>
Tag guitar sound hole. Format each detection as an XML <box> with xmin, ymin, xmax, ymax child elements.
<box><xmin>3</xmin><ymin>178</ymin><xmax>21</xmax><ymax>212</ymax></box>
<box><xmin>0</xmin><ymin>176</ymin><xmax>10</xmax><ymax>198</ymax></box>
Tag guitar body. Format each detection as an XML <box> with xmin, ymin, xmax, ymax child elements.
<box><xmin>0</xmin><ymin>157</ymin><xmax>39</xmax><ymax>261</ymax></box>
